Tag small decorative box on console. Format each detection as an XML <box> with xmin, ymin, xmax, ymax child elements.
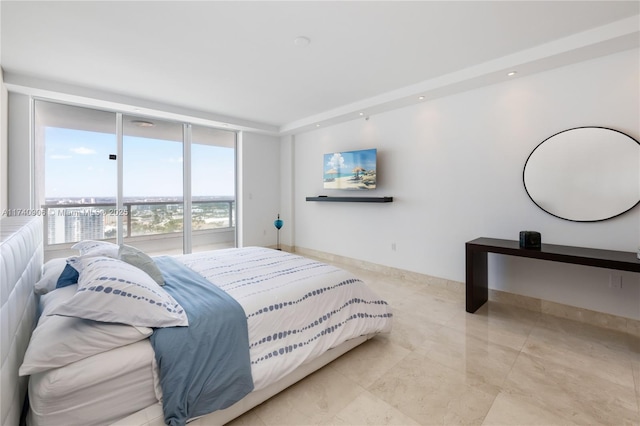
<box><xmin>519</xmin><ymin>231</ymin><xmax>541</xmax><ymax>249</ymax></box>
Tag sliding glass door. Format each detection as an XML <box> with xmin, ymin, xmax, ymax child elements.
<box><xmin>191</xmin><ymin>124</ymin><xmax>236</xmax><ymax>252</ymax></box>
<box><xmin>122</xmin><ymin>115</ymin><xmax>184</xmax><ymax>255</ymax></box>
<box><xmin>35</xmin><ymin>100</ymin><xmax>237</xmax><ymax>257</ymax></box>
<box><xmin>35</xmin><ymin>101</ymin><xmax>119</xmax><ymax>246</ymax></box>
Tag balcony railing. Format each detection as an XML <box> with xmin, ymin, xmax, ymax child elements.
<box><xmin>42</xmin><ymin>199</ymin><xmax>235</xmax><ymax>258</ymax></box>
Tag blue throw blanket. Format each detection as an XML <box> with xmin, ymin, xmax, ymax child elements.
<box><xmin>151</xmin><ymin>256</ymin><xmax>254</xmax><ymax>426</ymax></box>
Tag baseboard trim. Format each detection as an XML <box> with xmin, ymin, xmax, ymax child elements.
<box><xmin>489</xmin><ymin>289</ymin><xmax>640</xmax><ymax>338</ymax></box>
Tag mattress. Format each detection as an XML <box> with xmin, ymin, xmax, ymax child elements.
<box><xmin>27</xmin><ymin>340</ymin><xmax>158</xmax><ymax>426</ymax></box>
<box><xmin>25</xmin><ymin>246</ymin><xmax>392</xmax><ymax>425</ymax></box>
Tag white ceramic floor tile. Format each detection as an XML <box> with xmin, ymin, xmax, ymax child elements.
<box><xmin>482</xmin><ymin>391</ymin><xmax>572</xmax><ymax>426</ymax></box>
<box><xmin>502</xmin><ymin>352</ymin><xmax>638</xmax><ymax>425</ymax></box>
<box><xmin>328</xmin><ymin>391</ymin><xmax>421</xmax><ymax>426</ymax></box>
<box><xmin>444</xmin><ymin>310</ymin><xmax>533</xmax><ymax>352</ymax></box>
<box><xmin>418</xmin><ymin>327</ymin><xmax>520</xmax><ymax>395</ymax></box>
<box><xmin>522</xmin><ymin>320</ymin><xmax>637</xmax><ymax>390</ymax></box>
<box><xmin>248</xmin><ymin>365</ymin><xmax>365</xmax><ymax>425</ymax></box>
<box><xmin>224</xmin><ymin>410</ymin><xmax>267</xmax><ymax>426</ymax></box>
<box><xmin>327</xmin><ymin>334</ymin><xmax>410</xmax><ymax>389</ymax></box>
<box><xmin>368</xmin><ymin>350</ymin><xmax>497</xmax><ymax>424</ymax></box>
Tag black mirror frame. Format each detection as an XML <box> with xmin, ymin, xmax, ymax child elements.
<box><xmin>523</xmin><ymin>126</ymin><xmax>640</xmax><ymax>223</ymax></box>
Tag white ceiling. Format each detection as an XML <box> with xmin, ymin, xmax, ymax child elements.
<box><xmin>1</xmin><ymin>1</ymin><xmax>639</xmax><ymax>134</ymax></box>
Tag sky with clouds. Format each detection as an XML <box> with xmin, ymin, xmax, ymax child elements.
<box><xmin>45</xmin><ymin>127</ymin><xmax>235</xmax><ymax>199</ymax></box>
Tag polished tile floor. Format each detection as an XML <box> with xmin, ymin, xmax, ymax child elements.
<box><xmin>225</xmin><ymin>260</ymin><xmax>640</xmax><ymax>426</ymax></box>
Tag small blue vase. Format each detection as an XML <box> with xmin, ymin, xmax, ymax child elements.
<box><xmin>274</xmin><ymin>215</ymin><xmax>283</xmax><ymax>230</ymax></box>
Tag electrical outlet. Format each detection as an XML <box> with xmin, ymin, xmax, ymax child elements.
<box><xmin>608</xmin><ymin>273</ymin><xmax>622</xmax><ymax>289</ymax></box>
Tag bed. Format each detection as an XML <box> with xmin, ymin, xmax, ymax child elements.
<box><xmin>3</xmin><ymin>218</ymin><xmax>392</xmax><ymax>426</ymax></box>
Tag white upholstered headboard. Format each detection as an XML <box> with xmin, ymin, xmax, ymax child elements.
<box><xmin>0</xmin><ymin>217</ymin><xmax>43</xmax><ymax>426</ymax></box>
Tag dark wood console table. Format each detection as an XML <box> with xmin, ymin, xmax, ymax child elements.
<box><xmin>465</xmin><ymin>237</ymin><xmax>640</xmax><ymax>313</ymax></box>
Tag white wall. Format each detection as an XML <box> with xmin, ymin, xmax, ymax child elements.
<box><xmin>7</xmin><ymin>92</ymin><xmax>32</xmax><ymax>209</ymax></box>
<box><xmin>279</xmin><ymin>135</ymin><xmax>295</xmax><ymax>249</ymax></box>
<box><xmin>1</xmin><ymin>69</ymin><xmax>8</xmax><ymax>213</ymax></box>
<box><xmin>238</xmin><ymin>131</ymin><xmax>282</xmax><ymax>248</ymax></box>
<box><xmin>289</xmin><ymin>49</ymin><xmax>640</xmax><ymax>320</ymax></box>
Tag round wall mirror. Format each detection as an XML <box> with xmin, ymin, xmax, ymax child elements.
<box><xmin>523</xmin><ymin>127</ymin><xmax>640</xmax><ymax>222</ymax></box>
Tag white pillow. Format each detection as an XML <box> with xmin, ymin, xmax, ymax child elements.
<box><xmin>71</xmin><ymin>239</ymin><xmax>119</xmax><ymax>258</ymax></box>
<box><xmin>50</xmin><ymin>256</ymin><xmax>188</xmax><ymax>328</ymax></box>
<box><xmin>34</xmin><ymin>258</ymin><xmax>67</xmax><ymax>295</ymax></box>
<box><xmin>38</xmin><ymin>285</ymin><xmax>79</xmax><ymax>326</ymax></box>
<box><xmin>20</xmin><ymin>284</ymin><xmax>153</xmax><ymax>376</ymax></box>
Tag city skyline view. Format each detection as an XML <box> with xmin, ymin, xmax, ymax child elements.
<box><xmin>45</xmin><ymin>196</ymin><xmax>235</xmax><ymax>245</ymax></box>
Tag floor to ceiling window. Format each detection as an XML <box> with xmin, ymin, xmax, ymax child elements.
<box><xmin>191</xmin><ymin>124</ymin><xmax>236</xmax><ymax>253</ymax></box>
<box><xmin>35</xmin><ymin>102</ymin><xmax>118</xmax><ymax>247</ymax></box>
<box><xmin>34</xmin><ymin>100</ymin><xmax>237</xmax><ymax>257</ymax></box>
<box><xmin>122</xmin><ymin>115</ymin><xmax>185</xmax><ymax>254</ymax></box>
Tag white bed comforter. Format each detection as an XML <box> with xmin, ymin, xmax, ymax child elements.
<box><xmin>176</xmin><ymin>247</ymin><xmax>393</xmax><ymax>390</ymax></box>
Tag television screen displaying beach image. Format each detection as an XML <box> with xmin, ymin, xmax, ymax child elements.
<box><xmin>323</xmin><ymin>148</ymin><xmax>377</xmax><ymax>190</ymax></box>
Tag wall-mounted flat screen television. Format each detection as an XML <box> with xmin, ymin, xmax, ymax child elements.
<box><xmin>323</xmin><ymin>148</ymin><xmax>377</xmax><ymax>190</ymax></box>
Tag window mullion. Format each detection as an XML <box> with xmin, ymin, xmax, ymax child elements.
<box><xmin>116</xmin><ymin>112</ymin><xmax>124</xmax><ymax>245</ymax></box>
<box><xmin>183</xmin><ymin>123</ymin><xmax>192</xmax><ymax>254</ymax></box>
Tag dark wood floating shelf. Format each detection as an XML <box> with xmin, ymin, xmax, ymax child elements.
<box><xmin>305</xmin><ymin>196</ymin><xmax>393</xmax><ymax>203</ymax></box>
<box><xmin>465</xmin><ymin>237</ymin><xmax>640</xmax><ymax>314</ymax></box>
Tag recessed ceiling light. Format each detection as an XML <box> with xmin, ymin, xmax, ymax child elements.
<box><xmin>316</xmin><ymin>124</ymin><xmax>321</xmax><ymax>127</ymax></box>
<box><xmin>359</xmin><ymin>112</ymin><xmax>364</xmax><ymax>116</ymax></box>
<box><xmin>294</xmin><ymin>36</ymin><xmax>311</xmax><ymax>47</ymax></box>
<box><xmin>131</xmin><ymin>120</ymin><xmax>155</xmax><ymax>127</ymax></box>
<box><xmin>507</xmin><ymin>71</ymin><xmax>517</xmax><ymax>76</ymax></box>
<box><xmin>418</xmin><ymin>96</ymin><xmax>425</xmax><ymax>100</ymax></box>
